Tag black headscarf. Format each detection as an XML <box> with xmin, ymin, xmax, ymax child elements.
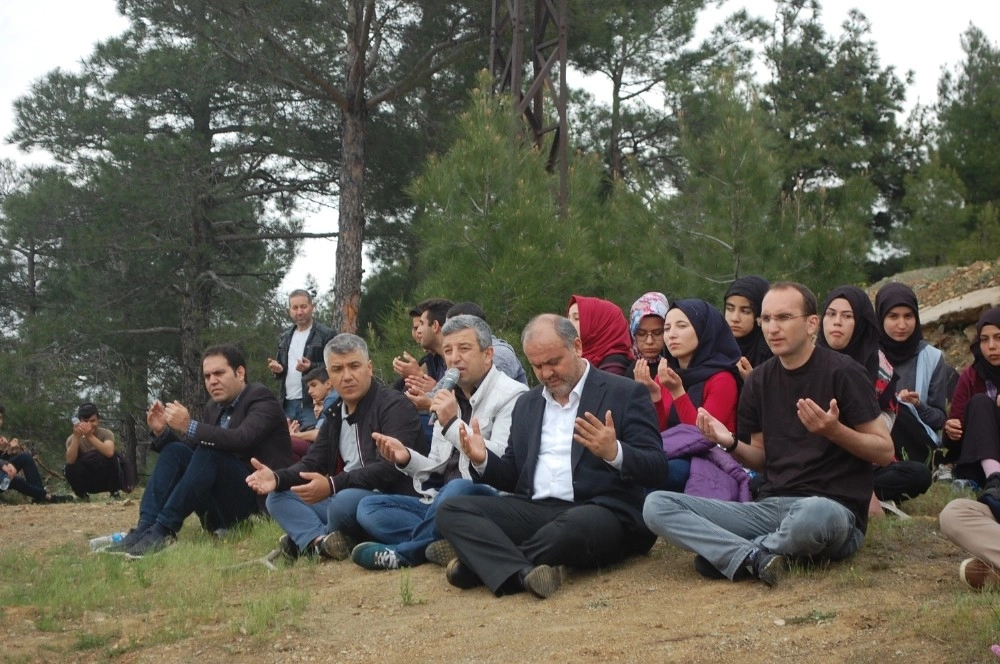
<box><xmin>972</xmin><ymin>307</ymin><xmax>1000</xmax><ymax>387</ymax></box>
<box><xmin>875</xmin><ymin>282</ymin><xmax>923</xmax><ymax>367</ymax></box>
<box><xmin>724</xmin><ymin>275</ymin><xmax>773</xmax><ymax>369</ymax></box>
<box><xmin>818</xmin><ymin>285</ymin><xmax>880</xmax><ymax>381</ymax></box>
<box><xmin>666</xmin><ymin>299</ymin><xmax>741</xmax><ymax>388</ymax></box>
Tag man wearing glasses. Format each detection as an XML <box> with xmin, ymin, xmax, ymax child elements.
<box><xmin>643</xmin><ymin>282</ymin><xmax>894</xmax><ymax>587</ymax></box>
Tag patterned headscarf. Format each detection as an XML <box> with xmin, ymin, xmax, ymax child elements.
<box><xmin>628</xmin><ymin>292</ymin><xmax>669</xmax><ymax>361</ymax></box>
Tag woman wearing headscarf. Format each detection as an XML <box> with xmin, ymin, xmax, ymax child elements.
<box><xmin>875</xmin><ymin>282</ymin><xmax>952</xmax><ymax>466</ymax></box>
<box><xmin>624</xmin><ymin>292</ymin><xmax>669</xmax><ymax>380</ymax></box>
<box><xmin>641</xmin><ymin>299</ymin><xmax>741</xmax><ymax>433</ymax></box>
<box><xmin>818</xmin><ymin>285</ymin><xmax>931</xmax><ymax>510</ymax></box>
<box><xmin>724</xmin><ymin>275</ymin><xmax>773</xmax><ymax>381</ymax></box>
<box><xmin>945</xmin><ymin>307</ymin><xmax>1000</xmax><ymax>495</ymax></box>
<box><xmin>567</xmin><ymin>295</ymin><xmax>633</xmax><ymax>376</ymax></box>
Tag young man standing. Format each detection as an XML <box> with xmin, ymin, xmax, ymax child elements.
<box><xmin>268</xmin><ymin>289</ymin><xmax>335</xmax><ymax>430</ymax></box>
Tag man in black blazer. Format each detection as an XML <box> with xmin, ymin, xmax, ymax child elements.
<box><xmin>114</xmin><ymin>344</ymin><xmax>292</xmax><ymax>557</ymax></box>
<box><xmin>436</xmin><ymin>314</ymin><xmax>668</xmax><ymax>598</ymax></box>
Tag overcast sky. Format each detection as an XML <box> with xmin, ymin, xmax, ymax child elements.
<box><xmin>2</xmin><ymin>1</ymin><xmax>998</xmax><ymax>297</ymax></box>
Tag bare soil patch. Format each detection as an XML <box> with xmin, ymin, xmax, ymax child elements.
<box><xmin>0</xmin><ymin>493</ymin><xmax>989</xmax><ymax>663</ymax></box>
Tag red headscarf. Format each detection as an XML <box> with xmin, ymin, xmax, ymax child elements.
<box><xmin>568</xmin><ymin>295</ymin><xmax>634</xmax><ymax>366</ymax></box>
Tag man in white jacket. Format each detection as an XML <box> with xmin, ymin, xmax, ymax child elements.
<box><xmin>349</xmin><ymin>315</ymin><xmax>528</xmax><ymax>569</ymax></box>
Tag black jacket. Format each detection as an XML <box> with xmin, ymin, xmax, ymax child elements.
<box><xmin>273</xmin><ymin>322</ymin><xmax>336</xmax><ymax>403</ymax></box>
<box><xmin>152</xmin><ymin>383</ymin><xmax>293</xmax><ymax>473</ymax></box>
<box><xmin>274</xmin><ymin>380</ymin><xmax>426</xmax><ymax>495</ymax></box>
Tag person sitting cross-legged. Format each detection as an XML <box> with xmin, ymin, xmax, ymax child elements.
<box><xmin>247</xmin><ymin>334</ymin><xmax>426</xmax><ymax>561</ymax></box>
<box><xmin>435</xmin><ymin>314</ymin><xmax>670</xmax><ymax>599</ymax></box>
<box><xmin>642</xmin><ymin>282</ymin><xmax>894</xmax><ymax>586</ymax></box>
<box><xmin>349</xmin><ymin>315</ymin><xmax>529</xmax><ymax>570</ymax></box>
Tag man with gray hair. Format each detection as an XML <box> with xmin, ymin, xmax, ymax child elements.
<box><xmin>349</xmin><ymin>315</ymin><xmax>529</xmax><ymax>570</ymax></box>
<box><xmin>248</xmin><ymin>334</ymin><xmax>425</xmax><ymax>561</ymax></box>
<box><xmin>267</xmin><ymin>289</ymin><xmax>335</xmax><ymax>430</ymax></box>
<box><xmin>435</xmin><ymin>314</ymin><xmax>669</xmax><ymax>599</ymax></box>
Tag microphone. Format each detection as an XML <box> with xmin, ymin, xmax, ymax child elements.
<box><xmin>427</xmin><ymin>367</ymin><xmax>460</xmax><ymax>425</ymax></box>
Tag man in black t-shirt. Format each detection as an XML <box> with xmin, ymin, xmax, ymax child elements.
<box><xmin>643</xmin><ymin>283</ymin><xmax>893</xmax><ymax>586</ymax></box>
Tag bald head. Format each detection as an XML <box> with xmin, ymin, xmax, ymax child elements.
<box><xmin>521</xmin><ymin>314</ymin><xmax>579</xmax><ymax>350</ymax></box>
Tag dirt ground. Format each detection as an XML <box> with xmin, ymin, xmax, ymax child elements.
<box><xmin>0</xmin><ymin>495</ymin><xmax>989</xmax><ymax>664</ymax></box>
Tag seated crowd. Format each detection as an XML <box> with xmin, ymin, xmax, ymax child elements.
<box><xmin>14</xmin><ymin>282</ymin><xmax>997</xmax><ymax>598</ymax></box>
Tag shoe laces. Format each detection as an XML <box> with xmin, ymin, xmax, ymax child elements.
<box><xmin>373</xmin><ymin>549</ymin><xmax>399</xmax><ymax>570</ymax></box>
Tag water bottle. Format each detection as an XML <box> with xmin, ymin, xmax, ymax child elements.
<box><xmin>952</xmin><ymin>479</ymin><xmax>979</xmax><ymax>493</ymax></box>
<box><xmin>89</xmin><ymin>531</ymin><xmax>128</xmax><ymax>552</ymax></box>
<box><xmin>0</xmin><ymin>474</ymin><xmax>10</xmax><ymax>491</ymax></box>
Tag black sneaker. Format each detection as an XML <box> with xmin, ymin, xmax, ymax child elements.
<box><xmin>693</xmin><ymin>555</ymin><xmax>727</xmax><ymax>580</ymax></box>
<box><xmin>745</xmin><ymin>549</ymin><xmax>787</xmax><ymax>587</ymax></box>
<box><xmin>106</xmin><ymin>526</ymin><xmax>150</xmax><ymax>553</ymax></box>
<box><xmin>318</xmin><ymin>531</ymin><xmax>355</xmax><ymax>561</ymax></box>
<box><xmin>125</xmin><ymin>525</ymin><xmax>176</xmax><ymax>559</ymax></box>
<box><xmin>278</xmin><ymin>534</ymin><xmax>300</xmax><ymax>561</ymax></box>
<box><xmin>980</xmin><ymin>473</ymin><xmax>1000</xmax><ymax>501</ymax></box>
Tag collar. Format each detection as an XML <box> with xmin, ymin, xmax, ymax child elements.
<box><xmin>541</xmin><ymin>360</ymin><xmax>591</xmax><ymax>407</ymax></box>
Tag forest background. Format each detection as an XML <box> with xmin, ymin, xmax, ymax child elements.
<box><xmin>1</xmin><ymin>0</ymin><xmax>999</xmax><ymax>475</ymax></box>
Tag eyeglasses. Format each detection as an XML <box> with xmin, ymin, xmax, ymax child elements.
<box><xmin>634</xmin><ymin>329</ymin><xmax>664</xmax><ymax>340</ymax></box>
<box><xmin>756</xmin><ymin>313</ymin><xmax>809</xmax><ymax>327</ymax></box>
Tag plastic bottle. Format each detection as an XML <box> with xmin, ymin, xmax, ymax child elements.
<box><xmin>89</xmin><ymin>531</ymin><xmax>128</xmax><ymax>552</ymax></box>
<box><xmin>0</xmin><ymin>474</ymin><xmax>10</xmax><ymax>491</ymax></box>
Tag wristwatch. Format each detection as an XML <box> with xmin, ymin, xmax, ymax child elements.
<box><xmin>720</xmin><ymin>432</ymin><xmax>739</xmax><ymax>454</ymax></box>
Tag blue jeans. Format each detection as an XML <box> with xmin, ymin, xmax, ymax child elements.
<box><xmin>283</xmin><ymin>398</ymin><xmax>317</xmax><ymax>431</ymax></box>
<box><xmin>145</xmin><ymin>442</ymin><xmax>258</xmax><ymax>534</ymax></box>
<box><xmin>356</xmin><ymin>479</ymin><xmax>499</xmax><ymax>565</ymax></box>
<box><xmin>266</xmin><ymin>487</ymin><xmax>374</xmax><ymax>549</ymax></box>
<box><xmin>642</xmin><ymin>492</ymin><xmax>863</xmax><ymax>579</ymax></box>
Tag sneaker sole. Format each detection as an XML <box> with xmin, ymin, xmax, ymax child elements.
<box><xmin>758</xmin><ymin>554</ymin><xmax>787</xmax><ymax>587</ymax></box>
<box><xmin>425</xmin><ymin>540</ymin><xmax>457</xmax><ymax>567</ymax></box>
<box><xmin>320</xmin><ymin>532</ymin><xmax>354</xmax><ymax>561</ymax></box>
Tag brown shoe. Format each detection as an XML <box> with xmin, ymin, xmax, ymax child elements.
<box><xmin>319</xmin><ymin>531</ymin><xmax>355</xmax><ymax>561</ymax></box>
<box><xmin>960</xmin><ymin>557</ymin><xmax>1000</xmax><ymax>590</ymax></box>
<box><xmin>521</xmin><ymin>565</ymin><xmax>562</xmax><ymax>599</ymax></box>
<box><xmin>424</xmin><ymin>539</ymin><xmax>457</xmax><ymax>567</ymax></box>
<box><xmin>445</xmin><ymin>558</ymin><xmax>482</xmax><ymax>589</ymax></box>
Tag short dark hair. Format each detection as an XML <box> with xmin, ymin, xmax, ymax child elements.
<box><xmin>416</xmin><ymin>298</ymin><xmax>454</xmax><ymax>327</ymax></box>
<box><xmin>408</xmin><ymin>305</ymin><xmax>421</xmax><ymax>318</ymax></box>
<box><xmin>303</xmin><ymin>366</ymin><xmax>329</xmax><ymax>383</ymax></box>
<box><xmin>77</xmin><ymin>402</ymin><xmax>100</xmax><ymax>419</ymax></box>
<box><xmin>446</xmin><ymin>301</ymin><xmax>488</xmax><ymax>322</ymax></box>
<box><xmin>288</xmin><ymin>289</ymin><xmax>314</xmax><ymax>304</ymax></box>
<box><xmin>769</xmin><ymin>281</ymin><xmax>818</xmax><ymax>317</ymax></box>
<box><xmin>202</xmin><ymin>344</ymin><xmax>248</xmax><ymax>373</ymax></box>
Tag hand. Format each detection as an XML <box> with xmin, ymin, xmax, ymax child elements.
<box><xmin>2</xmin><ymin>463</ymin><xmax>14</xmax><ymax>478</ymax></box>
<box><xmin>897</xmin><ymin>389</ymin><xmax>920</xmax><ymax>407</ymax></box>
<box><xmin>373</xmin><ymin>432</ymin><xmax>412</xmax><ymax>465</ymax></box>
<box><xmin>295</xmin><ymin>357</ymin><xmax>312</xmax><ymax>373</ymax></box>
<box><xmin>633</xmin><ymin>359</ymin><xmax>662</xmax><ymax>403</ymax></box>
<box><xmin>290</xmin><ymin>471</ymin><xmax>332</xmax><ymax>504</ymax></box>
<box><xmin>404</xmin><ymin>388</ymin><xmax>432</xmax><ymax>411</ymax></box>
<box><xmin>696</xmin><ymin>407</ymin><xmax>730</xmax><ymax>447</ymax></box>
<box><xmin>392</xmin><ymin>351</ymin><xmax>422</xmax><ymax>378</ymax></box>
<box><xmin>245</xmin><ymin>457</ymin><xmax>277</xmax><ymax>495</ymax></box>
<box><xmin>164</xmin><ymin>401</ymin><xmax>192</xmax><ymax>432</ymax></box>
<box><xmin>288</xmin><ymin>420</ymin><xmax>302</xmax><ymax>435</ymax></box>
<box><xmin>736</xmin><ymin>357</ymin><xmax>753</xmax><ymax>381</ymax></box>
<box><xmin>267</xmin><ymin>357</ymin><xmax>284</xmax><ymax>374</ymax></box>
<box><xmin>573</xmin><ymin>411</ymin><xmax>619</xmax><ymax>462</ymax></box>
<box><xmin>458</xmin><ymin>418</ymin><xmax>487</xmax><ymax>465</ymax></box>
<box><xmin>429</xmin><ymin>389</ymin><xmax>459</xmax><ymax>427</ymax></box>
<box><xmin>944</xmin><ymin>418</ymin><xmax>963</xmax><ymax>441</ymax></box>
<box><xmin>657</xmin><ymin>363</ymin><xmax>684</xmax><ymax>398</ymax></box>
<box><xmin>72</xmin><ymin>421</ymin><xmax>90</xmax><ymax>438</ymax></box>
<box><xmin>796</xmin><ymin>398</ymin><xmax>841</xmax><ymax>437</ymax></box>
<box><xmin>146</xmin><ymin>400</ymin><xmax>167</xmax><ymax>435</ymax></box>
<box><xmin>406</xmin><ymin>374</ymin><xmax>437</xmax><ymax>393</ymax></box>
<box><xmin>5</xmin><ymin>437</ymin><xmax>20</xmax><ymax>452</ymax></box>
